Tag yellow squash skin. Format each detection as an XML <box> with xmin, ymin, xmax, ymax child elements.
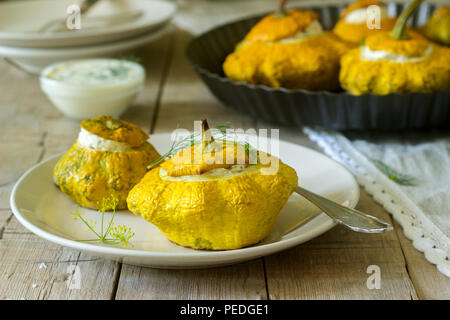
<box><xmin>333</xmin><ymin>0</ymin><xmax>397</xmax><ymax>44</ymax></box>
<box><xmin>223</xmin><ymin>9</ymin><xmax>355</xmax><ymax>91</ymax></box>
<box><xmin>127</xmin><ymin>157</ymin><xmax>298</xmax><ymax>250</ymax></box>
<box><xmin>223</xmin><ymin>32</ymin><xmax>355</xmax><ymax>91</ymax></box>
<box><xmin>421</xmin><ymin>7</ymin><xmax>450</xmax><ymax>46</ymax></box>
<box><xmin>54</xmin><ymin>141</ymin><xmax>160</xmax><ymax>210</ymax></box>
<box><xmin>365</xmin><ymin>31</ymin><xmax>429</xmax><ymax>56</ymax></box>
<box><xmin>333</xmin><ymin>18</ymin><xmax>397</xmax><ymax>44</ymax></box>
<box><xmin>81</xmin><ymin>115</ymin><xmax>149</xmax><ymax>148</ymax></box>
<box><xmin>339</xmin><ymin>32</ymin><xmax>450</xmax><ymax>95</ymax></box>
<box><xmin>244</xmin><ymin>9</ymin><xmax>319</xmax><ymax>43</ymax></box>
<box><xmin>160</xmin><ymin>142</ymin><xmax>249</xmax><ymax>177</ymax></box>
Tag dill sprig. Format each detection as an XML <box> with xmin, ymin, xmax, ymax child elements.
<box><xmin>70</xmin><ymin>195</ymin><xmax>135</xmax><ymax>248</ymax></box>
<box><xmin>370</xmin><ymin>159</ymin><xmax>416</xmax><ymax>186</ymax></box>
<box><xmin>147</xmin><ymin>122</ymin><xmax>255</xmax><ymax>170</ymax></box>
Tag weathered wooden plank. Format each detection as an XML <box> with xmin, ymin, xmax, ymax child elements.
<box><xmin>393</xmin><ymin>220</ymin><xmax>450</xmax><ymax>300</ymax></box>
<box><xmin>0</xmin><ymin>210</ymin><xmax>12</xmax><ymax>238</ymax></box>
<box><xmin>0</xmin><ymin>141</ymin><xmax>44</xmax><ymax>208</ymax></box>
<box><xmin>264</xmin><ymin>188</ymin><xmax>418</xmax><ymax>300</ymax></box>
<box><xmin>116</xmin><ymin>261</ymin><xmax>267</xmax><ymax>300</ymax></box>
<box><xmin>152</xmin><ymin>29</ymin><xmax>256</xmax><ymax>134</ymax></box>
<box><xmin>0</xmin><ymin>214</ymin><xmax>120</xmax><ymax>300</ymax></box>
<box><xmin>0</xmin><ymin>61</ymin><xmax>47</xmax><ymax>208</ymax></box>
<box><xmin>120</xmin><ymin>37</ymin><xmax>172</xmax><ymax>132</ymax></box>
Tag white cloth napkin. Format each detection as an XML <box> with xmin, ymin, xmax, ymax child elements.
<box><xmin>305</xmin><ymin>128</ymin><xmax>450</xmax><ymax>277</ymax></box>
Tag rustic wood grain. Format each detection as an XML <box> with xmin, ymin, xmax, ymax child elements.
<box><xmin>393</xmin><ymin>220</ymin><xmax>450</xmax><ymax>300</ymax></box>
<box><xmin>0</xmin><ymin>21</ymin><xmax>448</xmax><ymax>299</ymax></box>
<box><xmin>115</xmin><ymin>260</ymin><xmax>267</xmax><ymax>300</ymax></box>
<box><xmin>151</xmin><ymin>29</ymin><xmax>256</xmax><ymax>133</ymax></box>
<box><xmin>264</xmin><ymin>189</ymin><xmax>418</xmax><ymax>300</ymax></box>
<box><xmin>0</xmin><ymin>62</ymin><xmax>46</xmax><ymax>209</ymax></box>
<box><xmin>0</xmin><ymin>216</ymin><xmax>120</xmax><ymax>300</ymax></box>
<box><xmin>0</xmin><ymin>210</ymin><xmax>12</xmax><ymax>239</ymax></box>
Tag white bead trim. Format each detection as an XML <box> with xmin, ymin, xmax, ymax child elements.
<box><xmin>304</xmin><ymin>127</ymin><xmax>450</xmax><ymax>278</ymax></box>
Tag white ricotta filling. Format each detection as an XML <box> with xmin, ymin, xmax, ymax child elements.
<box><xmin>159</xmin><ymin>164</ymin><xmax>257</xmax><ymax>182</ymax></box>
<box><xmin>360</xmin><ymin>45</ymin><xmax>433</xmax><ymax>62</ymax></box>
<box><xmin>77</xmin><ymin>127</ymin><xmax>133</xmax><ymax>152</ymax></box>
<box><xmin>278</xmin><ymin>20</ymin><xmax>324</xmax><ymax>43</ymax></box>
<box><xmin>344</xmin><ymin>6</ymin><xmax>389</xmax><ymax>24</ymax></box>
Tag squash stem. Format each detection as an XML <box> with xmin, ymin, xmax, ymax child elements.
<box><xmin>201</xmin><ymin>118</ymin><xmax>215</xmax><ymax>153</ymax></box>
<box><xmin>275</xmin><ymin>0</ymin><xmax>288</xmax><ymax>17</ymax></box>
<box><xmin>390</xmin><ymin>0</ymin><xmax>423</xmax><ymax>40</ymax></box>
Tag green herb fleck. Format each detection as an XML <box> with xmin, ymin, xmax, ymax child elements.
<box><xmin>370</xmin><ymin>159</ymin><xmax>416</xmax><ymax>186</ymax></box>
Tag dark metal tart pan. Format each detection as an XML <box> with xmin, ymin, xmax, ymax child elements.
<box><xmin>185</xmin><ymin>2</ymin><xmax>449</xmax><ymax>130</ymax></box>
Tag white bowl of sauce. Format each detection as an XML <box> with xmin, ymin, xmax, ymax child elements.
<box><xmin>40</xmin><ymin>58</ymin><xmax>145</xmax><ymax>120</ymax></box>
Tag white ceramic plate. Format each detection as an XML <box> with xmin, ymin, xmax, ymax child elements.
<box><xmin>10</xmin><ymin>133</ymin><xmax>359</xmax><ymax>269</ymax></box>
<box><xmin>0</xmin><ymin>23</ymin><xmax>173</xmax><ymax>74</ymax></box>
<box><xmin>0</xmin><ymin>0</ymin><xmax>176</xmax><ymax>48</ymax></box>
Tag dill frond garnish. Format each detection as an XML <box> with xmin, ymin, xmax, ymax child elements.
<box><xmin>146</xmin><ymin>121</ymin><xmax>256</xmax><ymax>170</ymax></box>
<box><xmin>70</xmin><ymin>195</ymin><xmax>135</xmax><ymax>248</ymax></box>
<box><xmin>370</xmin><ymin>159</ymin><xmax>416</xmax><ymax>186</ymax></box>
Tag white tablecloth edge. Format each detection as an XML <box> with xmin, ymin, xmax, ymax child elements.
<box><xmin>304</xmin><ymin>127</ymin><xmax>450</xmax><ymax>278</ymax></box>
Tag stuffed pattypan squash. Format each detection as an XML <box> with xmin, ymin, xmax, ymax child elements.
<box><xmin>223</xmin><ymin>4</ymin><xmax>355</xmax><ymax>91</ymax></box>
<box><xmin>127</xmin><ymin>120</ymin><xmax>298</xmax><ymax>250</ymax></box>
<box><xmin>333</xmin><ymin>0</ymin><xmax>397</xmax><ymax>44</ymax></box>
<box><xmin>421</xmin><ymin>7</ymin><xmax>450</xmax><ymax>46</ymax></box>
<box><xmin>340</xmin><ymin>0</ymin><xmax>450</xmax><ymax>95</ymax></box>
<box><xmin>53</xmin><ymin>116</ymin><xmax>160</xmax><ymax>210</ymax></box>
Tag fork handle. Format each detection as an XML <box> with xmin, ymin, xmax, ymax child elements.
<box><xmin>295</xmin><ymin>186</ymin><xmax>393</xmax><ymax>233</ymax></box>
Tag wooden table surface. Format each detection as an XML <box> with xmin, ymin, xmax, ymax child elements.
<box><xmin>0</xmin><ymin>27</ymin><xmax>449</xmax><ymax>300</ymax></box>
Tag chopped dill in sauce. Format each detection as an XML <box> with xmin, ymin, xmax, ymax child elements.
<box><xmin>45</xmin><ymin>59</ymin><xmax>144</xmax><ymax>87</ymax></box>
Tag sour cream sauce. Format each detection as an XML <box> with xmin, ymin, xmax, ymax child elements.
<box><xmin>45</xmin><ymin>59</ymin><xmax>144</xmax><ymax>88</ymax></box>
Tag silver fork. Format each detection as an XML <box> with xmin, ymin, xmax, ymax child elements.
<box><xmin>294</xmin><ymin>186</ymin><xmax>392</xmax><ymax>233</ymax></box>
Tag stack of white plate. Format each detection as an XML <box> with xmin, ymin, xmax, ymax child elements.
<box><xmin>0</xmin><ymin>0</ymin><xmax>176</xmax><ymax>74</ymax></box>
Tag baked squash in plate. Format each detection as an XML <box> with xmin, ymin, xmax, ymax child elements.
<box><xmin>127</xmin><ymin>120</ymin><xmax>298</xmax><ymax>250</ymax></box>
<box><xmin>11</xmin><ymin>131</ymin><xmax>359</xmax><ymax>267</ymax></box>
<box><xmin>53</xmin><ymin>116</ymin><xmax>160</xmax><ymax>210</ymax></box>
